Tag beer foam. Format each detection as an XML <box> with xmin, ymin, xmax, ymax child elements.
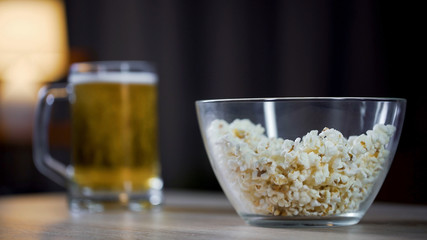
<box><xmin>69</xmin><ymin>72</ymin><xmax>157</xmax><ymax>85</ymax></box>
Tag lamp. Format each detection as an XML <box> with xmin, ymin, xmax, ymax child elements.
<box><xmin>0</xmin><ymin>0</ymin><xmax>69</xmax><ymax>143</ymax></box>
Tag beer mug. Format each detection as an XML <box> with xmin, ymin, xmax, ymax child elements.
<box><xmin>33</xmin><ymin>61</ymin><xmax>163</xmax><ymax>213</ymax></box>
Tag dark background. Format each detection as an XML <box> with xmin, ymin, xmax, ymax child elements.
<box><xmin>0</xmin><ymin>0</ymin><xmax>425</xmax><ymax>204</ymax></box>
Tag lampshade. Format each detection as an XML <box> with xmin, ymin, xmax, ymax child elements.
<box><xmin>0</xmin><ymin>0</ymin><xmax>69</xmax><ymax>142</ymax></box>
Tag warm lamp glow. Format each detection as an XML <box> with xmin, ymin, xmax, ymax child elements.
<box><xmin>0</xmin><ymin>0</ymin><xmax>69</xmax><ymax>142</ymax></box>
<box><xmin>0</xmin><ymin>0</ymin><xmax>69</xmax><ymax>103</ymax></box>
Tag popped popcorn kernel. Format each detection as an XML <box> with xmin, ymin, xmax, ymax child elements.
<box><xmin>207</xmin><ymin>119</ymin><xmax>395</xmax><ymax>217</ymax></box>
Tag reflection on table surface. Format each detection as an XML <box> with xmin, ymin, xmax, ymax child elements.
<box><xmin>0</xmin><ymin>190</ymin><xmax>426</xmax><ymax>240</ymax></box>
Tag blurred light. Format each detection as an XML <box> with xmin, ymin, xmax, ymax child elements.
<box><xmin>0</xmin><ymin>0</ymin><xmax>69</xmax><ymax>143</ymax></box>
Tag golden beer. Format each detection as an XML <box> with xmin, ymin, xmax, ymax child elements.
<box><xmin>71</xmin><ymin>80</ymin><xmax>159</xmax><ymax>192</ymax></box>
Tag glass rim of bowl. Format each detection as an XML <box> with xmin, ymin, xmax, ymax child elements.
<box><xmin>196</xmin><ymin>97</ymin><xmax>407</xmax><ymax>104</ymax></box>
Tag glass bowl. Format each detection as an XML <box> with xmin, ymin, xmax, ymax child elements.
<box><xmin>196</xmin><ymin>97</ymin><xmax>406</xmax><ymax>227</ymax></box>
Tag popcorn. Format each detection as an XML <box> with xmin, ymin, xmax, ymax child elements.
<box><xmin>207</xmin><ymin>119</ymin><xmax>395</xmax><ymax>216</ymax></box>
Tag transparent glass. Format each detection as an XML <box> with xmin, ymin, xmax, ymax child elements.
<box><xmin>33</xmin><ymin>61</ymin><xmax>163</xmax><ymax>213</ymax></box>
<box><xmin>196</xmin><ymin>97</ymin><xmax>406</xmax><ymax>227</ymax></box>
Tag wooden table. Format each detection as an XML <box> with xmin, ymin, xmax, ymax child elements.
<box><xmin>0</xmin><ymin>191</ymin><xmax>426</xmax><ymax>240</ymax></box>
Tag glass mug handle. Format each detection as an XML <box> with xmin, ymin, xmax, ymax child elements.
<box><xmin>33</xmin><ymin>83</ymin><xmax>70</xmax><ymax>187</ymax></box>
